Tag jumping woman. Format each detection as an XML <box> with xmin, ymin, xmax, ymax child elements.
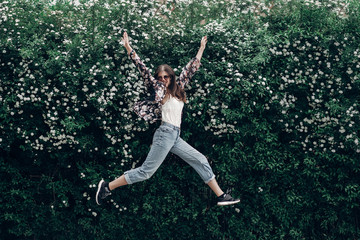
<box><xmin>96</xmin><ymin>32</ymin><xmax>240</xmax><ymax>206</ymax></box>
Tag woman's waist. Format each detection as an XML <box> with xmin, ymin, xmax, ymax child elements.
<box><xmin>161</xmin><ymin>121</ymin><xmax>180</xmax><ymax>131</ymax></box>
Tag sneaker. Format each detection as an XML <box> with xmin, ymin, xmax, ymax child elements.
<box><xmin>96</xmin><ymin>179</ymin><xmax>111</xmax><ymax>205</ymax></box>
<box><xmin>217</xmin><ymin>193</ymin><xmax>240</xmax><ymax>206</ymax></box>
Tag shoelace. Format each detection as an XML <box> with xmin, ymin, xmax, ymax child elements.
<box><xmin>102</xmin><ymin>187</ymin><xmax>112</xmax><ymax>199</ymax></box>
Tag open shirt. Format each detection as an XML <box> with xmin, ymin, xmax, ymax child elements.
<box><xmin>130</xmin><ymin>49</ymin><xmax>201</xmax><ymax>123</ymax></box>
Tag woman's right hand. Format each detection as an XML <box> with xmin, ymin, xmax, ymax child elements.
<box><xmin>122</xmin><ymin>32</ymin><xmax>132</xmax><ymax>54</ymax></box>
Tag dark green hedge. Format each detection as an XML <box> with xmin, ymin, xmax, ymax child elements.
<box><xmin>1</xmin><ymin>0</ymin><xmax>359</xmax><ymax>239</ymax></box>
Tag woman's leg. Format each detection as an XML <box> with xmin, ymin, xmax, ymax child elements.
<box><xmin>207</xmin><ymin>178</ymin><xmax>224</xmax><ymax>197</ymax></box>
<box><xmin>170</xmin><ymin>137</ymin><xmax>240</xmax><ymax>205</ymax></box>
<box><xmin>109</xmin><ymin>175</ymin><xmax>128</xmax><ymax>190</ymax></box>
<box><xmin>96</xmin><ymin>127</ymin><xmax>176</xmax><ymax>205</ymax></box>
<box><xmin>111</xmin><ymin>126</ymin><xmax>177</xmax><ymax>189</ymax></box>
<box><xmin>120</xmin><ymin>143</ymin><xmax>169</xmax><ymax>185</ymax></box>
<box><xmin>170</xmin><ymin>137</ymin><xmax>223</xmax><ymax>196</ymax></box>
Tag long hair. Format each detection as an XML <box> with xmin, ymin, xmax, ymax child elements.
<box><xmin>154</xmin><ymin>64</ymin><xmax>186</xmax><ymax>102</ymax></box>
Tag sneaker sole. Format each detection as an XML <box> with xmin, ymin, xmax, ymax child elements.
<box><xmin>217</xmin><ymin>199</ymin><xmax>240</xmax><ymax>206</ymax></box>
<box><xmin>96</xmin><ymin>179</ymin><xmax>104</xmax><ymax>205</ymax></box>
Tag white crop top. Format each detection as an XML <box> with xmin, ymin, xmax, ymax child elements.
<box><xmin>161</xmin><ymin>95</ymin><xmax>184</xmax><ymax>128</ymax></box>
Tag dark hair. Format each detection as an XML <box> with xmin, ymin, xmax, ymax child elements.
<box><xmin>154</xmin><ymin>64</ymin><xmax>186</xmax><ymax>102</ymax></box>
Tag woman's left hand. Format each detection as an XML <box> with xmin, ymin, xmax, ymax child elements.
<box><xmin>200</xmin><ymin>36</ymin><xmax>207</xmax><ymax>49</ymax></box>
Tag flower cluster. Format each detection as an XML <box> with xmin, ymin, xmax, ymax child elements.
<box><xmin>267</xmin><ymin>35</ymin><xmax>359</xmax><ymax>154</ymax></box>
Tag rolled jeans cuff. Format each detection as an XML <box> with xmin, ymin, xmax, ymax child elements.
<box><xmin>124</xmin><ymin>172</ymin><xmax>133</xmax><ymax>185</ymax></box>
<box><xmin>205</xmin><ymin>175</ymin><xmax>216</xmax><ymax>184</ymax></box>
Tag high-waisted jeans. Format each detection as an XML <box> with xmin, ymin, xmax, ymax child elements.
<box><xmin>124</xmin><ymin>122</ymin><xmax>216</xmax><ymax>185</ymax></box>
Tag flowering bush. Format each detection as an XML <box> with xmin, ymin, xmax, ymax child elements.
<box><xmin>1</xmin><ymin>0</ymin><xmax>359</xmax><ymax>239</ymax></box>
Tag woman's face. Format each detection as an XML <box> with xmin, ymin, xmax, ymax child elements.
<box><xmin>156</xmin><ymin>71</ymin><xmax>171</xmax><ymax>88</ymax></box>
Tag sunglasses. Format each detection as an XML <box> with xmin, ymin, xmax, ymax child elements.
<box><xmin>157</xmin><ymin>75</ymin><xmax>170</xmax><ymax>81</ymax></box>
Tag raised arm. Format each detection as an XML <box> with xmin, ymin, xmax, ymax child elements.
<box><xmin>177</xmin><ymin>36</ymin><xmax>207</xmax><ymax>89</ymax></box>
<box><xmin>122</xmin><ymin>31</ymin><xmax>133</xmax><ymax>55</ymax></box>
<box><xmin>122</xmin><ymin>31</ymin><xmax>153</xmax><ymax>88</ymax></box>
<box><xmin>122</xmin><ymin>32</ymin><xmax>166</xmax><ymax>102</ymax></box>
<box><xmin>196</xmin><ymin>36</ymin><xmax>207</xmax><ymax>62</ymax></box>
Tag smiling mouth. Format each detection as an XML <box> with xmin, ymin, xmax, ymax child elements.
<box><xmin>160</xmin><ymin>79</ymin><xmax>168</xmax><ymax>85</ymax></box>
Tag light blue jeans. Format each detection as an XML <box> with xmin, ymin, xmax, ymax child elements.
<box><xmin>124</xmin><ymin>122</ymin><xmax>216</xmax><ymax>185</ymax></box>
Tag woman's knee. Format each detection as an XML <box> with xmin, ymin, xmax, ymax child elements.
<box><xmin>197</xmin><ymin>153</ymin><xmax>209</xmax><ymax>164</ymax></box>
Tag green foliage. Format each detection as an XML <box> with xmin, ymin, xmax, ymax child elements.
<box><xmin>1</xmin><ymin>0</ymin><xmax>359</xmax><ymax>239</ymax></box>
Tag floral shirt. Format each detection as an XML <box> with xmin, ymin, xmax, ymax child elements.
<box><xmin>130</xmin><ymin>49</ymin><xmax>201</xmax><ymax>123</ymax></box>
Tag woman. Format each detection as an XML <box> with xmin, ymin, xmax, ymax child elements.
<box><xmin>96</xmin><ymin>32</ymin><xmax>240</xmax><ymax>206</ymax></box>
